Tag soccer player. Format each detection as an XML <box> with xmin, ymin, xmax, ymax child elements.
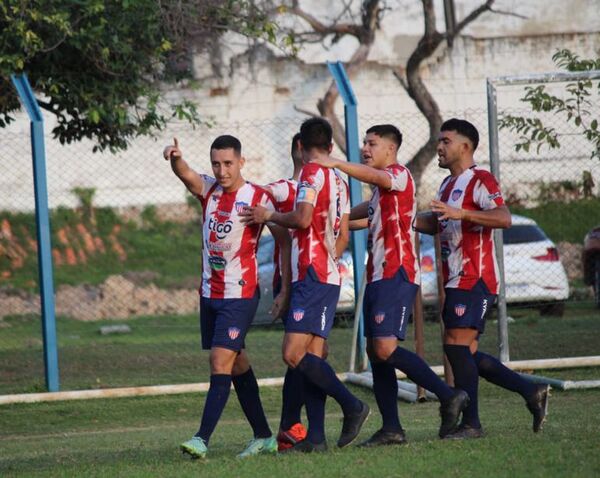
<box><xmin>311</xmin><ymin>124</ymin><xmax>469</xmax><ymax>445</ymax></box>
<box><xmin>164</xmin><ymin>135</ymin><xmax>292</xmax><ymax>459</ymax></box>
<box><xmin>242</xmin><ymin>118</ymin><xmax>370</xmax><ymax>452</ymax></box>
<box><xmin>416</xmin><ymin>118</ymin><xmax>550</xmax><ymax>439</ymax></box>
<box><xmin>263</xmin><ymin>133</ymin><xmax>308</xmax><ymax>450</ymax></box>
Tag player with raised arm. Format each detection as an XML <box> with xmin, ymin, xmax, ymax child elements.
<box><xmin>312</xmin><ymin>124</ymin><xmax>468</xmax><ymax>445</ymax></box>
<box><xmin>416</xmin><ymin>118</ymin><xmax>550</xmax><ymax>439</ymax></box>
<box><xmin>165</xmin><ymin>135</ymin><xmax>291</xmax><ymax>459</ymax></box>
<box><xmin>242</xmin><ymin>118</ymin><xmax>370</xmax><ymax>452</ymax></box>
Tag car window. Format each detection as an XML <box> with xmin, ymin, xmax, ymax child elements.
<box><xmin>256</xmin><ymin>234</ymin><xmax>275</xmax><ymax>265</ymax></box>
<box><xmin>503</xmin><ymin>225</ymin><xmax>548</xmax><ymax>244</ymax></box>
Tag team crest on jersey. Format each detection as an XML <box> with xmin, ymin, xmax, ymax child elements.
<box><xmin>374</xmin><ymin>312</ymin><xmax>385</xmax><ymax>324</ymax></box>
<box><xmin>228</xmin><ymin>327</ymin><xmax>241</xmax><ymax>340</ymax></box>
<box><xmin>451</xmin><ymin>189</ymin><xmax>463</xmax><ymax>201</ymax></box>
<box><xmin>234</xmin><ymin>201</ymin><xmax>249</xmax><ymax>214</ymax></box>
<box><xmin>292</xmin><ymin>309</ymin><xmax>305</xmax><ymax>322</ymax></box>
<box><xmin>455</xmin><ymin>304</ymin><xmax>467</xmax><ymax>317</ymax></box>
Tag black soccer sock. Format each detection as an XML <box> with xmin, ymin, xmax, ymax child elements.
<box><xmin>444</xmin><ymin>344</ymin><xmax>481</xmax><ymax>429</ymax></box>
<box><xmin>474</xmin><ymin>351</ymin><xmax>537</xmax><ymax>399</ymax></box>
<box><xmin>297</xmin><ymin>353</ymin><xmax>362</xmax><ymax>416</ymax></box>
<box><xmin>371</xmin><ymin>361</ymin><xmax>402</xmax><ymax>432</ymax></box>
<box><xmin>196</xmin><ymin>374</ymin><xmax>232</xmax><ymax>443</ymax></box>
<box><xmin>232</xmin><ymin>368</ymin><xmax>272</xmax><ymax>439</ymax></box>
<box><xmin>386</xmin><ymin>346</ymin><xmax>454</xmax><ymax>403</ymax></box>
<box><xmin>280</xmin><ymin>367</ymin><xmax>305</xmax><ymax>431</ymax></box>
<box><xmin>303</xmin><ymin>374</ymin><xmax>327</xmax><ymax>444</ymax></box>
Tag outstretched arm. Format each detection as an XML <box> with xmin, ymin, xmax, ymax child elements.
<box><xmin>241</xmin><ymin>202</ymin><xmax>313</xmax><ymax>229</ymax></box>
<box><xmin>312</xmin><ymin>156</ymin><xmax>392</xmax><ymax>189</ymax></box>
<box><xmin>414</xmin><ymin>211</ymin><xmax>439</xmax><ymax>235</ymax></box>
<box><xmin>163</xmin><ymin>138</ymin><xmax>204</xmax><ymax>197</ymax></box>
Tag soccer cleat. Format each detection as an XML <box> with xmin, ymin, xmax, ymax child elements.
<box><xmin>237</xmin><ymin>436</ymin><xmax>278</xmax><ymax>459</ymax></box>
<box><xmin>526</xmin><ymin>384</ymin><xmax>550</xmax><ymax>433</ymax></box>
<box><xmin>442</xmin><ymin>424</ymin><xmax>484</xmax><ymax>440</ymax></box>
<box><xmin>180</xmin><ymin>436</ymin><xmax>208</xmax><ymax>459</ymax></box>
<box><xmin>277</xmin><ymin>423</ymin><xmax>308</xmax><ymax>451</ymax></box>
<box><xmin>438</xmin><ymin>389</ymin><xmax>470</xmax><ymax>438</ymax></box>
<box><xmin>358</xmin><ymin>428</ymin><xmax>407</xmax><ymax>447</ymax></box>
<box><xmin>337</xmin><ymin>401</ymin><xmax>370</xmax><ymax>448</ymax></box>
<box><xmin>280</xmin><ymin>438</ymin><xmax>328</xmax><ymax>453</ymax></box>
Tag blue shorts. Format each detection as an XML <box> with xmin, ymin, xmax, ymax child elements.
<box><xmin>200</xmin><ymin>289</ymin><xmax>260</xmax><ymax>351</ymax></box>
<box><xmin>285</xmin><ymin>266</ymin><xmax>340</xmax><ymax>339</ymax></box>
<box><xmin>442</xmin><ymin>279</ymin><xmax>496</xmax><ymax>333</ymax></box>
<box><xmin>363</xmin><ymin>267</ymin><xmax>419</xmax><ymax>340</ymax></box>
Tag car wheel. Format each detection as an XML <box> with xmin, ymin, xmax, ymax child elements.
<box><xmin>539</xmin><ymin>301</ymin><xmax>565</xmax><ymax>317</ymax></box>
<box><xmin>594</xmin><ymin>258</ymin><xmax>600</xmax><ymax>309</ymax></box>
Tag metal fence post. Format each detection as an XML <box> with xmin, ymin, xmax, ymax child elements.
<box><xmin>486</xmin><ymin>78</ymin><xmax>510</xmax><ymax>362</ymax></box>
<box><xmin>10</xmin><ymin>73</ymin><xmax>60</xmax><ymax>391</ymax></box>
<box><xmin>327</xmin><ymin>62</ymin><xmax>367</xmax><ymax>372</ymax></box>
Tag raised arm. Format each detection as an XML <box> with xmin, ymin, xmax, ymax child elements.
<box><xmin>163</xmin><ymin>138</ymin><xmax>204</xmax><ymax>197</ymax></box>
<box><xmin>313</xmin><ymin>156</ymin><xmax>392</xmax><ymax>189</ymax></box>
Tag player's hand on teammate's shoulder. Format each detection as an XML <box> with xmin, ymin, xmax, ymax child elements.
<box><xmin>311</xmin><ymin>156</ymin><xmax>338</xmax><ymax>169</ymax></box>
<box><xmin>163</xmin><ymin>137</ymin><xmax>182</xmax><ymax>161</ymax></box>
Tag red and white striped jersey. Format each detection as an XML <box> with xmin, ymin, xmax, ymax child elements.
<box><xmin>195</xmin><ymin>175</ymin><xmax>275</xmax><ymax>299</ymax></box>
<box><xmin>293</xmin><ymin>162</ymin><xmax>350</xmax><ymax>285</ymax></box>
<box><xmin>366</xmin><ymin>164</ymin><xmax>420</xmax><ymax>285</ymax></box>
<box><xmin>436</xmin><ymin>166</ymin><xmax>505</xmax><ymax>293</ymax></box>
<box><xmin>264</xmin><ymin>178</ymin><xmax>297</xmax><ymax>286</ymax></box>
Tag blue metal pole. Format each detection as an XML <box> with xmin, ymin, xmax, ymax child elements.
<box><xmin>327</xmin><ymin>62</ymin><xmax>367</xmax><ymax>369</ymax></box>
<box><xmin>11</xmin><ymin>73</ymin><xmax>60</xmax><ymax>392</ymax></box>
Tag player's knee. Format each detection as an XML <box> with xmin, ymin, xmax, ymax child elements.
<box><xmin>372</xmin><ymin>341</ymin><xmax>394</xmax><ymax>361</ymax></box>
<box><xmin>282</xmin><ymin>347</ymin><xmax>302</xmax><ymax>368</ymax></box>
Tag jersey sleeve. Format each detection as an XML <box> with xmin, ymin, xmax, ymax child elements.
<box><xmin>473</xmin><ymin>171</ymin><xmax>505</xmax><ymax>210</ymax></box>
<box><xmin>297</xmin><ymin>164</ymin><xmax>324</xmax><ymax>206</ymax></box>
<box><xmin>196</xmin><ymin>174</ymin><xmax>217</xmax><ymax>202</ymax></box>
<box><xmin>264</xmin><ymin>180</ymin><xmax>286</xmax><ymax>205</ymax></box>
<box><xmin>385</xmin><ymin>165</ymin><xmax>409</xmax><ymax>192</ymax></box>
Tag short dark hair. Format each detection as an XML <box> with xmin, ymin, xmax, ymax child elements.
<box><xmin>210</xmin><ymin>135</ymin><xmax>241</xmax><ymax>155</ymax></box>
<box><xmin>441</xmin><ymin>118</ymin><xmax>479</xmax><ymax>151</ymax></box>
<box><xmin>366</xmin><ymin>124</ymin><xmax>403</xmax><ymax>148</ymax></box>
<box><xmin>291</xmin><ymin>132</ymin><xmax>301</xmax><ymax>157</ymax></box>
<box><xmin>299</xmin><ymin>117</ymin><xmax>332</xmax><ymax>151</ymax></box>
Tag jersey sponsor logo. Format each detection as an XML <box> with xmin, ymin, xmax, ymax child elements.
<box><xmin>207</xmin><ymin>241</ymin><xmax>232</xmax><ymax>252</ymax></box>
<box><xmin>455</xmin><ymin>304</ymin><xmax>467</xmax><ymax>317</ymax></box>
<box><xmin>228</xmin><ymin>327</ymin><xmax>241</xmax><ymax>340</ymax></box>
<box><xmin>234</xmin><ymin>201</ymin><xmax>249</xmax><ymax>214</ymax></box>
<box><xmin>488</xmin><ymin>192</ymin><xmax>502</xmax><ymax>200</ymax></box>
<box><xmin>208</xmin><ymin>217</ymin><xmax>233</xmax><ymax>239</ymax></box>
<box><xmin>217</xmin><ymin>210</ymin><xmax>231</xmax><ymax>218</ymax></box>
<box><xmin>208</xmin><ymin>256</ymin><xmax>227</xmax><ymax>270</ymax></box>
<box><xmin>292</xmin><ymin>309</ymin><xmax>305</xmax><ymax>322</ymax></box>
<box><xmin>374</xmin><ymin>312</ymin><xmax>385</xmax><ymax>324</ymax></box>
<box><xmin>451</xmin><ymin>189</ymin><xmax>463</xmax><ymax>201</ymax></box>
<box><xmin>321</xmin><ymin>306</ymin><xmax>328</xmax><ymax>331</ymax></box>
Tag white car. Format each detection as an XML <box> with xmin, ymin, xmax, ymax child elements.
<box><xmin>254</xmin><ymin>214</ymin><xmax>570</xmax><ymax>323</ymax></box>
<box><xmin>419</xmin><ymin>214</ymin><xmax>570</xmax><ymax>316</ymax></box>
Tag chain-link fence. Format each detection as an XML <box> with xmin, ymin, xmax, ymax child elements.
<box><xmin>1</xmin><ymin>95</ymin><xmax>599</xmax><ymax>394</ymax></box>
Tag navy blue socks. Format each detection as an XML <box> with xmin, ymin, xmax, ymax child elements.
<box><xmin>371</xmin><ymin>361</ymin><xmax>402</xmax><ymax>432</ymax></box>
<box><xmin>280</xmin><ymin>367</ymin><xmax>305</xmax><ymax>430</ymax></box>
<box><xmin>386</xmin><ymin>346</ymin><xmax>454</xmax><ymax>403</ymax></box>
<box><xmin>444</xmin><ymin>344</ymin><xmax>481</xmax><ymax>428</ymax></box>
<box><xmin>474</xmin><ymin>351</ymin><xmax>537</xmax><ymax>399</ymax></box>
<box><xmin>303</xmin><ymin>374</ymin><xmax>327</xmax><ymax>444</ymax></box>
<box><xmin>297</xmin><ymin>353</ymin><xmax>361</xmax><ymax>415</ymax></box>
<box><xmin>232</xmin><ymin>368</ymin><xmax>272</xmax><ymax>439</ymax></box>
<box><xmin>196</xmin><ymin>374</ymin><xmax>232</xmax><ymax>443</ymax></box>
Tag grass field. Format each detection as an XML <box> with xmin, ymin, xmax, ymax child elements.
<box><xmin>1</xmin><ymin>370</ymin><xmax>600</xmax><ymax>477</ymax></box>
<box><xmin>1</xmin><ymin>302</ymin><xmax>599</xmax><ymax>395</ymax></box>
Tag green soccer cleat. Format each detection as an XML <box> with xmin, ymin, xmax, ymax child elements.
<box><xmin>180</xmin><ymin>436</ymin><xmax>208</xmax><ymax>459</ymax></box>
<box><xmin>237</xmin><ymin>436</ymin><xmax>278</xmax><ymax>459</ymax></box>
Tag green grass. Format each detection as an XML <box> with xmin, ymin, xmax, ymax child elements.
<box><xmin>511</xmin><ymin>197</ymin><xmax>600</xmax><ymax>243</ymax></box>
<box><xmin>1</xmin><ymin>374</ymin><xmax>600</xmax><ymax>477</ymax></box>
<box><xmin>1</xmin><ymin>302</ymin><xmax>599</xmax><ymax>395</ymax></box>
